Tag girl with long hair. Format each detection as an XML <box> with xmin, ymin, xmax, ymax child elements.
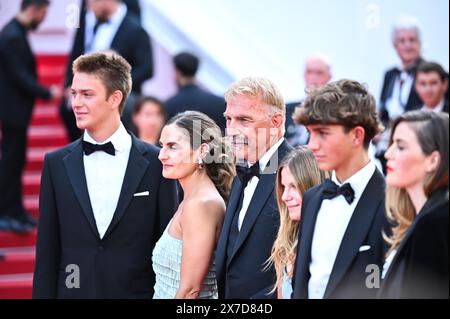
<box><xmin>266</xmin><ymin>146</ymin><xmax>328</xmax><ymax>298</ymax></box>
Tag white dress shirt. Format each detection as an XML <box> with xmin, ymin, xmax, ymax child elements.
<box><xmin>85</xmin><ymin>3</ymin><xmax>127</xmax><ymax>53</ymax></box>
<box><xmin>237</xmin><ymin>138</ymin><xmax>284</xmax><ymax>230</ymax></box>
<box><xmin>83</xmin><ymin>123</ymin><xmax>132</xmax><ymax>238</ymax></box>
<box><xmin>308</xmin><ymin>161</ymin><xmax>377</xmax><ymax>299</ymax></box>
<box><xmin>421</xmin><ymin>99</ymin><xmax>445</xmax><ymax>113</ymax></box>
<box><xmin>382</xmin><ymin>249</ymin><xmax>397</xmax><ymax>279</ymax></box>
<box><xmin>385</xmin><ymin>70</ymin><xmax>414</xmax><ymax>119</ymax></box>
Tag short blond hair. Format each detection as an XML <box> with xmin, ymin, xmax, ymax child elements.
<box><xmin>224</xmin><ymin>76</ymin><xmax>285</xmax><ymax>117</ymax></box>
<box><xmin>73</xmin><ymin>52</ymin><xmax>132</xmax><ymax>114</ymax></box>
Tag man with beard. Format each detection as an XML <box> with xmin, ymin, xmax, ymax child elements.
<box><xmin>0</xmin><ymin>0</ymin><xmax>60</xmax><ymax>233</ymax></box>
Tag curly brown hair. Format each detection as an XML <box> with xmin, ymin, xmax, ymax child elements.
<box><xmin>293</xmin><ymin>79</ymin><xmax>383</xmax><ymax>148</ymax></box>
<box><xmin>167</xmin><ymin>111</ymin><xmax>236</xmax><ymax>202</ymax></box>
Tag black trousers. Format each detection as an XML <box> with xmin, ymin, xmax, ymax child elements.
<box><xmin>0</xmin><ymin>122</ymin><xmax>27</xmax><ymax>217</ymax></box>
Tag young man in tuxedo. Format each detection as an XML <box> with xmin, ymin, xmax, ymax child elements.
<box><xmin>292</xmin><ymin>79</ymin><xmax>389</xmax><ymax>299</ymax></box>
<box><xmin>215</xmin><ymin>77</ymin><xmax>292</xmax><ymax>298</ymax></box>
<box><xmin>32</xmin><ymin>52</ymin><xmax>178</xmax><ymax>298</ymax></box>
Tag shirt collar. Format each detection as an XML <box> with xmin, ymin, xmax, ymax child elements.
<box><xmin>422</xmin><ymin>99</ymin><xmax>445</xmax><ymax>113</ymax></box>
<box><xmin>108</xmin><ymin>3</ymin><xmax>127</xmax><ymax>27</ymax></box>
<box><xmin>83</xmin><ymin>123</ymin><xmax>130</xmax><ymax>153</ymax></box>
<box><xmin>258</xmin><ymin>137</ymin><xmax>285</xmax><ymax>172</ymax></box>
<box><xmin>86</xmin><ymin>3</ymin><xmax>127</xmax><ymax>30</ymax></box>
<box><xmin>331</xmin><ymin>160</ymin><xmax>376</xmax><ymax>201</ymax></box>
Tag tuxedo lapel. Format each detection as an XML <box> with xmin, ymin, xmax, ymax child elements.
<box><xmin>63</xmin><ymin>140</ymin><xmax>99</xmax><ymax>238</ymax></box>
<box><xmin>294</xmin><ymin>188</ymin><xmax>323</xmax><ymax>297</ymax></box>
<box><xmin>324</xmin><ymin>169</ymin><xmax>385</xmax><ymax>298</ymax></box>
<box><xmin>102</xmin><ymin>136</ymin><xmax>149</xmax><ymax>239</ymax></box>
<box><xmin>227</xmin><ymin>141</ymin><xmax>292</xmax><ymax>265</ymax></box>
<box><xmin>227</xmin><ymin>173</ymin><xmax>274</xmax><ymax>265</ymax></box>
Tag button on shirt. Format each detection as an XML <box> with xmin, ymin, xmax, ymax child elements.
<box><xmin>83</xmin><ymin>123</ymin><xmax>131</xmax><ymax>238</ymax></box>
<box><xmin>308</xmin><ymin>161</ymin><xmax>377</xmax><ymax>299</ymax></box>
<box><xmin>237</xmin><ymin>138</ymin><xmax>284</xmax><ymax>230</ymax></box>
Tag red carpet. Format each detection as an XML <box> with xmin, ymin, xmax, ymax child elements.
<box><xmin>0</xmin><ymin>55</ymin><xmax>68</xmax><ymax>299</ymax></box>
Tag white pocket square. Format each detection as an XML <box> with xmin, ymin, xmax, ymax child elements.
<box><xmin>359</xmin><ymin>245</ymin><xmax>371</xmax><ymax>252</ymax></box>
<box><xmin>133</xmin><ymin>191</ymin><xmax>149</xmax><ymax>197</ymax></box>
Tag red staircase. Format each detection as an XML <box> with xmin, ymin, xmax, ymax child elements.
<box><xmin>0</xmin><ymin>55</ymin><xmax>69</xmax><ymax>299</ymax></box>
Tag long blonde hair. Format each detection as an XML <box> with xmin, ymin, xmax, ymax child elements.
<box><xmin>384</xmin><ymin>111</ymin><xmax>449</xmax><ymax>255</ymax></box>
<box><xmin>265</xmin><ymin>146</ymin><xmax>329</xmax><ymax>295</ymax></box>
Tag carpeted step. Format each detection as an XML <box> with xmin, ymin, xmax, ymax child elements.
<box><xmin>0</xmin><ymin>247</ymin><xmax>35</xmax><ymax>275</ymax></box>
<box><xmin>31</xmin><ymin>104</ymin><xmax>64</xmax><ymax>126</ymax></box>
<box><xmin>28</xmin><ymin>125</ymin><xmax>68</xmax><ymax>148</ymax></box>
<box><xmin>26</xmin><ymin>146</ymin><xmax>58</xmax><ymax>171</ymax></box>
<box><xmin>0</xmin><ymin>230</ymin><xmax>37</xmax><ymax>248</ymax></box>
<box><xmin>0</xmin><ymin>273</ymin><xmax>33</xmax><ymax>299</ymax></box>
<box><xmin>23</xmin><ymin>172</ymin><xmax>41</xmax><ymax>196</ymax></box>
<box><xmin>24</xmin><ymin>195</ymin><xmax>39</xmax><ymax>219</ymax></box>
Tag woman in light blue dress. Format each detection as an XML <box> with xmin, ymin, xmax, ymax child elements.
<box><xmin>265</xmin><ymin>146</ymin><xmax>328</xmax><ymax>298</ymax></box>
<box><xmin>152</xmin><ymin>111</ymin><xmax>235</xmax><ymax>299</ymax></box>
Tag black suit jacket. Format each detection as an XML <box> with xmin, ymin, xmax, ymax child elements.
<box><xmin>64</xmin><ymin>11</ymin><xmax>152</xmax><ymax>94</ymax></box>
<box><xmin>379</xmin><ymin>188</ymin><xmax>449</xmax><ymax>299</ymax></box>
<box><xmin>292</xmin><ymin>168</ymin><xmax>389</xmax><ymax>299</ymax></box>
<box><xmin>215</xmin><ymin>141</ymin><xmax>292</xmax><ymax>299</ymax></box>
<box><xmin>165</xmin><ymin>84</ymin><xmax>227</xmax><ymax>134</ymax></box>
<box><xmin>32</xmin><ymin>134</ymin><xmax>178</xmax><ymax>298</ymax></box>
<box><xmin>379</xmin><ymin>59</ymin><xmax>424</xmax><ymax>126</ymax></box>
<box><xmin>285</xmin><ymin>101</ymin><xmax>300</xmax><ymax>141</ymax></box>
<box><xmin>0</xmin><ymin>18</ymin><xmax>51</xmax><ymax>128</ymax></box>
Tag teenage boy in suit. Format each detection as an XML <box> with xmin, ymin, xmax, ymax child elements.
<box><xmin>292</xmin><ymin>79</ymin><xmax>389</xmax><ymax>299</ymax></box>
<box><xmin>33</xmin><ymin>52</ymin><xmax>177</xmax><ymax>298</ymax></box>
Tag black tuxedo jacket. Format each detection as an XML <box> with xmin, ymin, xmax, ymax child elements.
<box><xmin>379</xmin><ymin>59</ymin><xmax>425</xmax><ymax>126</ymax></box>
<box><xmin>165</xmin><ymin>84</ymin><xmax>227</xmax><ymax>134</ymax></box>
<box><xmin>32</xmin><ymin>134</ymin><xmax>178</xmax><ymax>298</ymax></box>
<box><xmin>284</xmin><ymin>101</ymin><xmax>301</xmax><ymax>141</ymax></box>
<box><xmin>64</xmin><ymin>11</ymin><xmax>153</xmax><ymax>94</ymax></box>
<box><xmin>379</xmin><ymin>188</ymin><xmax>449</xmax><ymax>299</ymax></box>
<box><xmin>0</xmin><ymin>18</ymin><xmax>51</xmax><ymax>128</ymax></box>
<box><xmin>292</xmin><ymin>168</ymin><xmax>389</xmax><ymax>299</ymax></box>
<box><xmin>215</xmin><ymin>141</ymin><xmax>292</xmax><ymax>299</ymax></box>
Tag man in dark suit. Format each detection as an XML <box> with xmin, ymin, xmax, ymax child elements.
<box><xmin>60</xmin><ymin>0</ymin><xmax>153</xmax><ymax>141</ymax></box>
<box><xmin>375</xmin><ymin>17</ymin><xmax>425</xmax><ymax>173</ymax></box>
<box><xmin>165</xmin><ymin>52</ymin><xmax>226</xmax><ymax>134</ymax></box>
<box><xmin>215</xmin><ymin>77</ymin><xmax>292</xmax><ymax>299</ymax></box>
<box><xmin>415</xmin><ymin>62</ymin><xmax>449</xmax><ymax>114</ymax></box>
<box><xmin>379</xmin><ymin>17</ymin><xmax>425</xmax><ymax>127</ymax></box>
<box><xmin>32</xmin><ymin>52</ymin><xmax>177</xmax><ymax>298</ymax></box>
<box><xmin>0</xmin><ymin>0</ymin><xmax>58</xmax><ymax>233</ymax></box>
<box><xmin>292</xmin><ymin>79</ymin><xmax>389</xmax><ymax>299</ymax></box>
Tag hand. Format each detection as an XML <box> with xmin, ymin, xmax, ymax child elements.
<box><xmin>50</xmin><ymin>85</ymin><xmax>63</xmax><ymax>100</ymax></box>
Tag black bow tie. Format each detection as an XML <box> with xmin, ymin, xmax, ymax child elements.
<box><xmin>236</xmin><ymin>162</ymin><xmax>260</xmax><ymax>187</ymax></box>
<box><xmin>321</xmin><ymin>179</ymin><xmax>355</xmax><ymax>204</ymax></box>
<box><xmin>82</xmin><ymin>141</ymin><xmax>115</xmax><ymax>156</ymax></box>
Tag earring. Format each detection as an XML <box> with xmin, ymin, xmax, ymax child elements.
<box><xmin>198</xmin><ymin>157</ymin><xmax>204</xmax><ymax>169</ymax></box>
